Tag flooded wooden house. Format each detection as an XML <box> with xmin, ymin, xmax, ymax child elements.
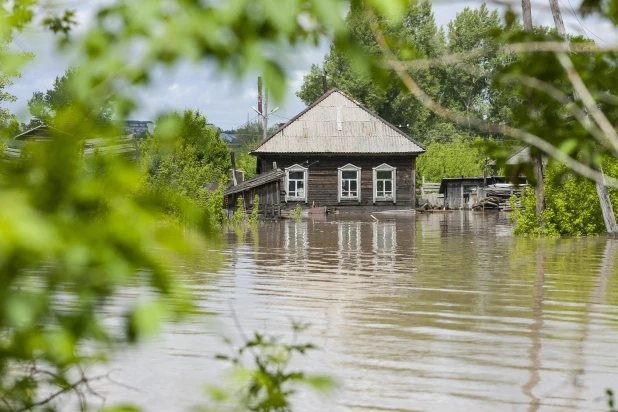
<box><xmin>250</xmin><ymin>88</ymin><xmax>426</xmax><ymax>213</ymax></box>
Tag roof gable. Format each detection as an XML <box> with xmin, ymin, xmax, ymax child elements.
<box><xmin>251</xmin><ymin>89</ymin><xmax>426</xmax><ymax>155</ymax></box>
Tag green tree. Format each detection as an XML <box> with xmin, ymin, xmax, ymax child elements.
<box><xmin>25</xmin><ymin>67</ymin><xmax>114</xmax><ymax>129</ymax></box>
<box><xmin>139</xmin><ymin>109</ymin><xmax>230</xmax><ymax>219</ymax></box>
<box><xmin>297</xmin><ymin>1</ymin><xmax>519</xmax><ymax>144</ymax></box>
<box><xmin>416</xmin><ymin>137</ymin><xmax>488</xmax><ymax>182</ymax></box>
<box><xmin>0</xmin><ymin>36</ymin><xmax>31</xmax><ymax>138</ymax></box>
<box><xmin>297</xmin><ymin>1</ymin><xmax>444</xmax><ymax>142</ymax></box>
<box><xmin>510</xmin><ymin>158</ymin><xmax>618</xmax><ymax>236</ymax></box>
<box><xmin>440</xmin><ymin>5</ymin><xmax>505</xmax><ymax>124</ymax></box>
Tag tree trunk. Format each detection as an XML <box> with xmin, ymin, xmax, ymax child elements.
<box><xmin>549</xmin><ymin>0</ymin><xmax>566</xmax><ymax>36</ymax></box>
<box><xmin>548</xmin><ymin>0</ymin><xmax>618</xmax><ymax>235</ymax></box>
<box><xmin>595</xmin><ymin>163</ymin><xmax>618</xmax><ymax>235</ymax></box>
<box><xmin>522</xmin><ymin>0</ymin><xmax>546</xmax><ymax>224</ymax></box>
<box><xmin>533</xmin><ymin>154</ymin><xmax>545</xmax><ymax>218</ymax></box>
<box><xmin>522</xmin><ymin>0</ymin><xmax>533</xmax><ymax>31</ymax></box>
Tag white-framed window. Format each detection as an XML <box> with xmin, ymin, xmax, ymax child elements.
<box><xmin>373</xmin><ymin>163</ymin><xmax>396</xmax><ymax>203</ymax></box>
<box><xmin>338</xmin><ymin>163</ymin><xmax>361</xmax><ymax>202</ymax></box>
<box><xmin>285</xmin><ymin>164</ymin><xmax>308</xmax><ymax>202</ymax></box>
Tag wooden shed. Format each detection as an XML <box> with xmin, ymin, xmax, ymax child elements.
<box><xmin>250</xmin><ymin>88</ymin><xmax>426</xmax><ymax>212</ymax></box>
<box><xmin>439</xmin><ymin>176</ymin><xmax>527</xmax><ymax>209</ymax></box>
<box><xmin>224</xmin><ymin>169</ymin><xmax>286</xmax><ymax>219</ymax></box>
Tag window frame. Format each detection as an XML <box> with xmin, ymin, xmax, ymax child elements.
<box><xmin>285</xmin><ymin>164</ymin><xmax>308</xmax><ymax>202</ymax></box>
<box><xmin>337</xmin><ymin>163</ymin><xmax>362</xmax><ymax>203</ymax></box>
<box><xmin>373</xmin><ymin>163</ymin><xmax>397</xmax><ymax>203</ymax></box>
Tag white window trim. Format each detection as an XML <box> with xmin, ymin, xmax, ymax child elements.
<box><xmin>285</xmin><ymin>164</ymin><xmax>308</xmax><ymax>202</ymax></box>
<box><xmin>337</xmin><ymin>163</ymin><xmax>361</xmax><ymax>203</ymax></box>
<box><xmin>373</xmin><ymin>163</ymin><xmax>397</xmax><ymax>204</ymax></box>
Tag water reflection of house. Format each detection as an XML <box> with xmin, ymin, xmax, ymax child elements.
<box><xmin>372</xmin><ymin>222</ymin><xmax>398</xmax><ymax>271</ymax></box>
<box><xmin>284</xmin><ymin>220</ymin><xmax>308</xmax><ymax>260</ymax></box>
<box><xmin>337</xmin><ymin>222</ymin><xmax>363</xmax><ymax>275</ymax></box>
<box><xmin>249</xmin><ymin>89</ymin><xmax>426</xmax><ymax>213</ymax></box>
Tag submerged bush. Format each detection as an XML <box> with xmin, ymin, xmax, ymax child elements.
<box><xmin>232</xmin><ymin>196</ymin><xmax>246</xmax><ymax>227</ymax></box>
<box><xmin>289</xmin><ymin>204</ymin><xmax>303</xmax><ymax>219</ymax></box>
<box><xmin>248</xmin><ymin>194</ymin><xmax>259</xmax><ymax>226</ymax></box>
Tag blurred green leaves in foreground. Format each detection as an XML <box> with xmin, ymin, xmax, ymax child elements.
<box><xmin>205</xmin><ymin>321</ymin><xmax>335</xmax><ymax>412</ymax></box>
<box><xmin>0</xmin><ymin>112</ymin><xmax>226</xmax><ymax>410</ymax></box>
<box><xmin>0</xmin><ymin>0</ymin><xmax>370</xmax><ymax>408</ymax></box>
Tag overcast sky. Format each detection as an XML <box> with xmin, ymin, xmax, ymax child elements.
<box><xmin>6</xmin><ymin>0</ymin><xmax>618</xmax><ymax>130</ymax></box>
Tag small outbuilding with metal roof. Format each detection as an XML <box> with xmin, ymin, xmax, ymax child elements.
<box><xmin>224</xmin><ymin>169</ymin><xmax>286</xmax><ymax>219</ymax></box>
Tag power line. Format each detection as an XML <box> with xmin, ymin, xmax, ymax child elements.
<box><xmin>227</xmin><ymin>115</ymin><xmax>259</xmax><ymax>132</ymax></box>
<box><xmin>560</xmin><ymin>0</ymin><xmax>613</xmax><ymax>45</ymax></box>
<box><xmin>271</xmin><ymin>113</ymin><xmax>291</xmax><ymax>121</ymax></box>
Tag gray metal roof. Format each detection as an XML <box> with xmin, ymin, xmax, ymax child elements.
<box><xmin>437</xmin><ymin>176</ymin><xmax>529</xmax><ymax>193</ymax></box>
<box><xmin>5</xmin><ymin>126</ymin><xmax>137</xmax><ymax>159</ymax></box>
<box><xmin>251</xmin><ymin>89</ymin><xmax>426</xmax><ymax>155</ymax></box>
<box><xmin>224</xmin><ymin>169</ymin><xmax>285</xmax><ymax>196</ymax></box>
<box><xmin>220</xmin><ymin>133</ymin><xmax>236</xmax><ymax>143</ymax></box>
<box><xmin>12</xmin><ymin>125</ymin><xmax>71</xmax><ymax>141</ymax></box>
<box><xmin>506</xmin><ymin>146</ymin><xmax>530</xmax><ymax>165</ymax></box>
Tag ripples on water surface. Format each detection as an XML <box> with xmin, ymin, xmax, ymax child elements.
<box><xmin>101</xmin><ymin>212</ymin><xmax>618</xmax><ymax>411</ymax></box>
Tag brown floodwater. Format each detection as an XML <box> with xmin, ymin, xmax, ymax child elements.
<box><xmin>97</xmin><ymin>212</ymin><xmax>618</xmax><ymax>411</ymax></box>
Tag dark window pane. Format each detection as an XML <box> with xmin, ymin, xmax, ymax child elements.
<box><xmin>377</xmin><ymin>170</ymin><xmax>391</xmax><ymax>179</ymax></box>
<box><xmin>297</xmin><ymin>180</ymin><xmax>304</xmax><ymax>190</ymax></box>
<box><xmin>385</xmin><ymin>181</ymin><xmax>392</xmax><ymax>192</ymax></box>
<box><xmin>464</xmin><ymin>185</ymin><xmax>477</xmax><ymax>194</ymax></box>
<box><xmin>342</xmin><ymin>171</ymin><xmax>356</xmax><ymax>179</ymax></box>
<box><xmin>342</xmin><ymin>180</ymin><xmax>349</xmax><ymax>191</ymax></box>
<box><xmin>288</xmin><ymin>181</ymin><xmax>294</xmax><ymax>193</ymax></box>
<box><xmin>350</xmin><ymin>180</ymin><xmax>357</xmax><ymax>191</ymax></box>
<box><xmin>289</xmin><ymin>171</ymin><xmax>304</xmax><ymax>180</ymax></box>
<box><xmin>377</xmin><ymin>181</ymin><xmax>384</xmax><ymax>191</ymax></box>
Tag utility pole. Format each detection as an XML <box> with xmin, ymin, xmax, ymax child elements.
<box><xmin>257</xmin><ymin>77</ymin><xmax>263</xmax><ymax>125</ymax></box>
<box><xmin>252</xmin><ymin>87</ymin><xmax>279</xmax><ymax>141</ymax></box>
<box><xmin>521</xmin><ymin>0</ymin><xmax>546</xmax><ymax>224</ymax></box>
<box><xmin>548</xmin><ymin>0</ymin><xmax>618</xmax><ymax>235</ymax></box>
<box><xmin>263</xmin><ymin>85</ymin><xmax>268</xmax><ymax>141</ymax></box>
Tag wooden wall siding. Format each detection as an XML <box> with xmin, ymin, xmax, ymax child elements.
<box><xmin>253</xmin><ymin>91</ymin><xmax>424</xmax><ymax>154</ymax></box>
<box><xmin>444</xmin><ymin>179</ymin><xmax>482</xmax><ymax>209</ymax></box>
<box><xmin>259</xmin><ymin>155</ymin><xmax>417</xmax><ymax>207</ymax></box>
<box><xmin>225</xmin><ymin>179</ymin><xmax>282</xmax><ymax>218</ymax></box>
<box><xmin>445</xmin><ymin>182</ymin><xmax>462</xmax><ymax>209</ymax></box>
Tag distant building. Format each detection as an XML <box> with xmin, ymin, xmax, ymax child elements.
<box><xmin>4</xmin><ymin>125</ymin><xmax>138</xmax><ymax>161</ymax></box>
<box><xmin>439</xmin><ymin>176</ymin><xmax>528</xmax><ymax>210</ymax></box>
<box><xmin>220</xmin><ymin>133</ymin><xmax>237</xmax><ymax>144</ymax></box>
<box><xmin>243</xmin><ymin>88</ymin><xmax>426</xmax><ymax>213</ymax></box>
<box><xmin>122</xmin><ymin>120</ymin><xmax>154</xmax><ymax>138</ymax></box>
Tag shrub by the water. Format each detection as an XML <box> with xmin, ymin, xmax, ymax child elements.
<box><xmin>248</xmin><ymin>194</ymin><xmax>259</xmax><ymax>226</ymax></box>
<box><xmin>510</xmin><ymin>159</ymin><xmax>618</xmax><ymax>236</ymax></box>
<box><xmin>232</xmin><ymin>196</ymin><xmax>246</xmax><ymax>227</ymax></box>
<box><xmin>289</xmin><ymin>203</ymin><xmax>303</xmax><ymax>219</ymax></box>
